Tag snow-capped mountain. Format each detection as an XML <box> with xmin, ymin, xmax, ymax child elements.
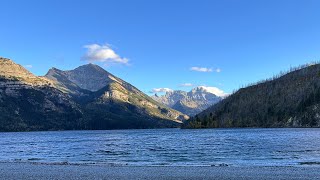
<box><xmin>152</xmin><ymin>86</ymin><xmax>223</xmax><ymax>116</ymax></box>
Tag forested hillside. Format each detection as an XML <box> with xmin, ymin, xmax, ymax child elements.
<box><xmin>184</xmin><ymin>63</ymin><xmax>320</xmax><ymax>128</ymax></box>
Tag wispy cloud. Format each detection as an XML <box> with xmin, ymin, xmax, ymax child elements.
<box><xmin>82</xmin><ymin>44</ymin><xmax>129</xmax><ymax>65</ymax></box>
<box><xmin>150</xmin><ymin>88</ymin><xmax>173</xmax><ymax>93</ymax></box>
<box><xmin>179</xmin><ymin>83</ymin><xmax>194</xmax><ymax>87</ymax></box>
<box><xmin>24</xmin><ymin>65</ymin><xmax>32</xmax><ymax>69</ymax></box>
<box><xmin>190</xmin><ymin>67</ymin><xmax>221</xmax><ymax>73</ymax></box>
<box><xmin>190</xmin><ymin>67</ymin><xmax>212</xmax><ymax>72</ymax></box>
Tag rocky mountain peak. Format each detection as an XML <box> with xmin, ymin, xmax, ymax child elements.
<box><xmin>61</xmin><ymin>63</ymin><xmax>120</xmax><ymax>92</ymax></box>
<box><xmin>152</xmin><ymin>87</ymin><xmax>222</xmax><ymax>116</ymax></box>
<box><xmin>190</xmin><ymin>86</ymin><xmax>227</xmax><ymax>98</ymax></box>
<box><xmin>0</xmin><ymin>57</ymin><xmax>34</xmax><ymax>78</ymax></box>
<box><xmin>46</xmin><ymin>67</ymin><xmax>63</xmax><ymax>75</ymax></box>
<box><xmin>191</xmin><ymin>86</ymin><xmax>213</xmax><ymax>94</ymax></box>
<box><xmin>191</xmin><ymin>86</ymin><xmax>205</xmax><ymax>92</ymax></box>
<box><xmin>74</xmin><ymin>63</ymin><xmax>106</xmax><ymax>74</ymax></box>
<box><xmin>0</xmin><ymin>57</ymin><xmax>13</xmax><ymax>62</ymax></box>
<box><xmin>44</xmin><ymin>63</ymin><xmax>188</xmax><ymax>123</ymax></box>
<box><xmin>0</xmin><ymin>57</ymin><xmax>52</xmax><ymax>86</ymax></box>
<box><xmin>1</xmin><ymin>58</ymin><xmax>187</xmax><ymax>131</ymax></box>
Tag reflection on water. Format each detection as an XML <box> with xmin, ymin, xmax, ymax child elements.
<box><xmin>1</xmin><ymin>128</ymin><xmax>320</xmax><ymax>166</ymax></box>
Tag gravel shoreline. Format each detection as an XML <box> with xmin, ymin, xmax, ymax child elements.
<box><xmin>1</xmin><ymin>162</ymin><xmax>320</xmax><ymax>179</ymax></box>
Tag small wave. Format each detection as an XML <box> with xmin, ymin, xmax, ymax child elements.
<box><xmin>148</xmin><ymin>147</ymin><xmax>167</xmax><ymax>152</ymax></box>
<box><xmin>275</xmin><ymin>149</ymin><xmax>320</xmax><ymax>153</ymax></box>
<box><xmin>299</xmin><ymin>162</ymin><xmax>320</xmax><ymax>165</ymax></box>
<box><xmin>97</xmin><ymin>150</ymin><xmax>113</xmax><ymax>153</ymax></box>
<box><xmin>27</xmin><ymin>158</ymin><xmax>42</xmax><ymax>161</ymax></box>
<box><xmin>97</xmin><ymin>150</ymin><xmax>130</xmax><ymax>155</ymax></box>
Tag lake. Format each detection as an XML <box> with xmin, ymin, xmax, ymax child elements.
<box><xmin>1</xmin><ymin>128</ymin><xmax>320</xmax><ymax>167</ymax></box>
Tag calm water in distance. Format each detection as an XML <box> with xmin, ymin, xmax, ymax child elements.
<box><xmin>1</xmin><ymin>128</ymin><xmax>320</xmax><ymax>167</ymax></box>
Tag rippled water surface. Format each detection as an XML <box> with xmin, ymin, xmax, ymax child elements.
<box><xmin>1</xmin><ymin>128</ymin><xmax>320</xmax><ymax>166</ymax></box>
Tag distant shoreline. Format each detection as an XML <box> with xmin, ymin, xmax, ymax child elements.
<box><xmin>1</xmin><ymin>127</ymin><xmax>320</xmax><ymax>133</ymax></box>
<box><xmin>1</xmin><ymin>162</ymin><xmax>320</xmax><ymax>180</ymax></box>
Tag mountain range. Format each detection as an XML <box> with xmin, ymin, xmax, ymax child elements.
<box><xmin>3</xmin><ymin>56</ymin><xmax>320</xmax><ymax>131</ymax></box>
<box><xmin>152</xmin><ymin>87</ymin><xmax>222</xmax><ymax>116</ymax></box>
<box><xmin>184</xmin><ymin>63</ymin><xmax>320</xmax><ymax>128</ymax></box>
<box><xmin>0</xmin><ymin>57</ymin><xmax>188</xmax><ymax>131</ymax></box>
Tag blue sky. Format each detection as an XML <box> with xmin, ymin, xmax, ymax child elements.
<box><xmin>1</xmin><ymin>0</ymin><xmax>320</xmax><ymax>95</ymax></box>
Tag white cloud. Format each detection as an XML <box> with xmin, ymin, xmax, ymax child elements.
<box><xmin>180</xmin><ymin>83</ymin><xmax>194</xmax><ymax>87</ymax></box>
<box><xmin>197</xmin><ymin>86</ymin><xmax>229</xmax><ymax>97</ymax></box>
<box><xmin>190</xmin><ymin>67</ymin><xmax>221</xmax><ymax>73</ymax></box>
<box><xmin>151</xmin><ymin>88</ymin><xmax>173</xmax><ymax>93</ymax></box>
<box><xmin>190</xmin><ymin>67</ymin><xmax>212</xmax><ymax>72</ymax></box>
<box><xmin>24</xmin><ymin>65</ymin><xmax>32</xmax><ymax>68</ymax></box>
<box><xmin>82</xmin><ymin>44</ymin><xmax>129</xmax><ymax>65</ymax></box>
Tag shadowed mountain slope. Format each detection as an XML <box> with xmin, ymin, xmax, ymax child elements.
<box><xmin>184</xmin><ymin>63</ymin><xmax>320</xmax><ymax>128</ymax></box>
<box><xmin>0</xmin><ymin>57</ymin><xmax>188</xmax><ymax>131</ymax></box>
<box><xmin>45</xmin><ymin>64</ymin><xmax>188</xmax><ymax>127</ymax></box>
<box><xmin>0</xmin><ymin>57</ymin><xmax>84</xmax><ymax>131</ymax></box>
